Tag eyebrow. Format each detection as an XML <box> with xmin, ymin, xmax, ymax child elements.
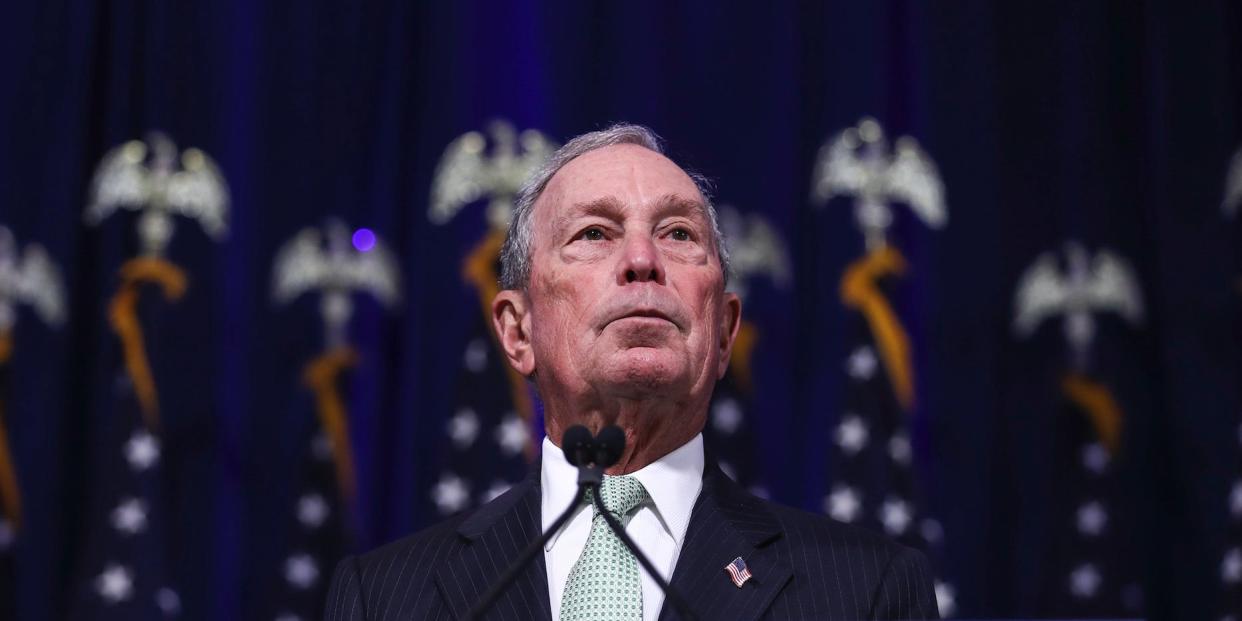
<box><xmin>557</xmin><ymin>193</ymin><xmax>708</xmax><ymax>226</ymax></box>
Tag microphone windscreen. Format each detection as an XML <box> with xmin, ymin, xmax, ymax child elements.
<box><xmin>561</xmin><ymin>425</ymin><xmax>594</xmax><ymax>466</ymax></box>
<box><xmin>594</xmin><ymin>425</ymin><xmax>626</xmax><ymax>468</ymax></box>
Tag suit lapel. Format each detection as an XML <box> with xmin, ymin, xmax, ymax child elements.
<box><xmin>433</xmin><ymin>471</ymin><xmax>552</xmax><ymax>621</ymax></box>
<box><xmin>659</xmin><ymin>463</ymin><xmax>792</xmax><ymax>621</ymax></box>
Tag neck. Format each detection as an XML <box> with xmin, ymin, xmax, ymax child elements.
<box><xmin>544</xmin><ymin>394</ymin><xmax>706</xmax><ymax>475</ymax></box>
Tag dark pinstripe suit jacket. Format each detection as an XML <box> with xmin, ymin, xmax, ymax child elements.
<box><xmin>324</xmin><ymin>461</ymin><xmax>939</xmax><ymax>620</ymax></box>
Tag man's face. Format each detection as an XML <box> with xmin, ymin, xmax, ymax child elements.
<box><xmin>521</xmin><ymin>144</ymin><xmax>739</xmax><ymax>404</ymax></box>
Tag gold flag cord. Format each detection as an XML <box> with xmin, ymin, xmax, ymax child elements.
<box><xmin>463</xmin><ymin>229</ymin><xmax>537</xmax><ymax>460</ymax></box>
<box><xmin>107</xmin><ymin>257</ymin><xmax>188</xmax><ymax>430</ymax></box>
<box><xmin>303</xmin><ymin>346</ymin><xmax>359</xmax><ymax>501</ymax></box>
<box><xmin>0</xmin><ymin>329</ymin><xmax>20</xmax><ymax>531</ymax></box>
<box><xmin>1061</xmin><ymin>372</ymin><xmax>1123</xmax><ymax>456</ymax></box>
<box><xmin>840</xmin><ymin>245</ymin><xmax>916</xmax><ymax>411</ymax></box>
<box><xmin>729</xmin><ymin>321</ymin><xmax>758</xmax><ymax>395</ymax></box>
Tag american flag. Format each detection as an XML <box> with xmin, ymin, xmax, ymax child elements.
<box><xmin>724</xmin><ymin>556</ymin><xmax>752</xmax><ymax>588</ymax></box>
<box><xmin>69</xmin><ymin>328</ymin><xmax>181</xmax><ymax>619</ymax></box>
<box><xmin>0</xmin><ymin>330</ymin><xmax>16</xmax><ymax>620</ymax></box>
<box><xmin>426</xmin><ymin>123</ymin><xmax>555</xmax><ymax>519</ymax></box>
<box><xmin>704</xmin><ymin>206</ymin><xmax>791</xmax><ymax>498</ymax></box>
<box><xmin>0</xmin><ymin>224</ymin><xmax>66</xmax><ymax>618</ymax></box>
<box><xmin>1012</xmin><ymin>244</ymin><xmax>1147</xmax><ymax>618</ymax></box>
<box><xmin>821</xmin><ymin>246</ymin><xmax>955</xmax><ymax>618</ymax></box>
<box><xmin>1222</xmin><ymin>408</ymin><xmax>1242</xmax><ymax>620</ymax></box>
<box><xmin>1219</xmin><ymin>151</ymin><xmax>1242</xmax><ymax>621</ymax></box>
<box><xmin>1037</xmin><ymin>373</ymin><xmax>1144</xmax><ymax>617</ymax></box>
<box><xmin>432</xmin><ymin>308</ymin><xmax>533</xmax><ymax>518</ymax></box>
<box><xmin>265</xmin><ymin>425</ymin><xmax>350</xmax><ymax>621</ymax></box>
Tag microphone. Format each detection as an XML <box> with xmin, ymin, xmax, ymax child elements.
<box><xmin>588</xmin><ymin>426</ymin><xmax>699</xmax><ymax>621</ymax></box>
<box><xmin>466</xmin><ymin>425</ymin><xmax>617</xmax><ymax>620</ymax></box>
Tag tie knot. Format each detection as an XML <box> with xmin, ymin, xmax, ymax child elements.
<box><xmin>595</xmin><ymin>475</ymin><xmax>647</xmax><ymax>518</ymax></box>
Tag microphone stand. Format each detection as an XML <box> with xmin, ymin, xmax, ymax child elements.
<box><xmin>590</xmin><ymin>484</ymin><xmax>699</xmax><ymax>621</ymax></box>
<box><xmin>466</xmin><ymin>460</ymin><xmax>604</xmax><ymax>620</ymax></box>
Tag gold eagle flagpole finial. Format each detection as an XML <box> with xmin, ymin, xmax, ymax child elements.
<box><xmin>85</xmin><ymin>131</ymin><xmax>230</xmax><ymax>429</ymax></box>
<box><xmin>811</xmin><ymin>117</ymin><xmax>946</xmax><ymax>410</ymax></box>
<box><xmin>272</xmin><ymin>219</ymin><xmax>402</xmax><ymax>502</ymax></box>
<box><xmin>429</xmin><ymin>120</ymin><xmax>557</xmax><ymax>458</ymax></box>
<box><xmin>0</xmin><ymin>225</ymin><xmax>66</xmax><ymax>535</ymax></box>
<box><xmin>718</xmin><ymin>205</ymin><xmax>792</xmax><ymax>392</ymax></box>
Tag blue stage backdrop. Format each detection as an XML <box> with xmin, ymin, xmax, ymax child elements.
<box><xmin>0</xmin><ymin>1</ymin><xmax>1239</xmax><ymax>620</ymax></box>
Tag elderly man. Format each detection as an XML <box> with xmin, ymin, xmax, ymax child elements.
<box><xmin>324</xmin><ymin>125</ymin><xmax>939</xmax><ymax>620</ymax></box>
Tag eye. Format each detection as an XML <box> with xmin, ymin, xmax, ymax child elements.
<box><xmin>669</xmin><ymin>227</ymin><xmax>692</xmax><ymax>242</ymax></box>
<box><xmin>577</xmin><ymin>226</ymin><xmax>606</xmax><ymax>241</ymax></box>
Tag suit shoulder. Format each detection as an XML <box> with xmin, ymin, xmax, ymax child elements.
<box><xmin>354</xmin><ymin>511</ymin><xmax>469</xmax><ymax>573</ymax></box>
<box><xmin>754</xmin><ymin>498</ymin><xmax>940</xmax><ymax>618</ymax></box>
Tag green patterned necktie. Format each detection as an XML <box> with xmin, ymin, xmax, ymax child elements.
<box><xmin>559</xmin><ymin>475</ymin><xmax>649</xmax><ymax>621</ymax></box>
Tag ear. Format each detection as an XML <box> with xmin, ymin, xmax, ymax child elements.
<box><xmin>716</xmin><ymin>292</ymin><xmax>742</xmax><ymax>379</ymax></box>
<box><xmin>492</xmin><ymin>289</ymin><xmax>536</xmax><ymax>376</ymax></box>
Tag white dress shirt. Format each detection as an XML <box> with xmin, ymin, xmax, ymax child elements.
<box><xmin>541</xmin><ymin>433</ymin><xmax>704</xmax><ymax>621</ymax></box>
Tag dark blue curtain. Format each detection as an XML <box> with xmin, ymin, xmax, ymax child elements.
<box><xmin>0</xmin><ymin>1</ymin><xmax>1238</xmax><ymax>619</ymax></box>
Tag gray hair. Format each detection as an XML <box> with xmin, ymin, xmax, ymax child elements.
<box><xmin>498</xmin><ymin>123</ymin><xmax>730</xmax><ymax>291</ymax></box>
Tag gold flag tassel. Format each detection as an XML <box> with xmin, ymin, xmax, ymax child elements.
<box><xmin>0</xmin><ymin>329</ymin><xmax>21</xmax><ymax>532</ymax></box>
<box><xmin>1060</xmin><ymin>373</ymin><xmax>1123</xmax><ymax>456</ymax></box>
<box><xmin>107</xmin><ymin>257</ymin><xmax>188</xmax><ymax>430</ymax></box>
<box><xmin>728</xmin><ymin>321</ymin><xmax>759</xmax><ymax>395</ymax></box>
<box><xmin>463</xmin><ymin>229</ymin><xmax>537</xmax><ymax>460</ymax></box>
<box><xmin>303</xmin><ymin>346</ymin><xmax>359</xmax><ymax>502</ymax></box>
<box><xmin>840</xmin><ymin>246</ymin><xmax>916</xmax><ymax>411</ymax></box>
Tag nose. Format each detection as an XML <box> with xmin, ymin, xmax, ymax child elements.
<box><xmin>616</xmin><ymin>234</ymin><xmax>665</xmax><ymax>285</ymax></box>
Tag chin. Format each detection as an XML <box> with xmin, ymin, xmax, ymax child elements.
<box><xmin>595</xmin><ymin>349</ymin><xmax>688</xmax><ymax>396</ymax></box>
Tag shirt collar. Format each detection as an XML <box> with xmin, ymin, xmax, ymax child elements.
<box><xmin>541</xmin><ymin>432</ymin><xmax>704</xmax><ymax>551</ymax></box>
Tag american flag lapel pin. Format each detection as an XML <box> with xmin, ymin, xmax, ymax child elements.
<box><xmin>724</xmin><ymin>556</ymin><xmax>752</xmax><ymax>588</ymax></box>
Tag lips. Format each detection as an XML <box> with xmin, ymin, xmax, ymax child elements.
<box><xmin>600</xmin><ymin>305</ymin><xmax>684</xmax><ymax>332</ymax></box>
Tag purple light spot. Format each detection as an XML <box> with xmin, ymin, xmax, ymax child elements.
<box><xmin>352</xmin><ymin>228</ymin><xmax>376</xmax><ymax>252</ymax></box>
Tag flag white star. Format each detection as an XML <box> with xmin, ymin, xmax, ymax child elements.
<box><xmin>432</xmin><ymin>473</ymin><xmax>470</xmax><ymax>514</ymax></box>
<box><xmin>284</xmin><ymin>553</ymin><xmax>319</xmax><ymax>589</ymax></box>
<box><xmin>1069</xmin><ymin>563</ymin><xmax>1101</xmax><ymax>599</ymax></box>
<box><xmin>711</xmin><ymin>398</ymin><xmax>743</xmax><ymax>435</ymax></box>
<box><xmin>1223</xmin><ymin>548</ymin><xmax>1242</xmax><ymax>584</ymax></box>
<box><xmin>880</xmin><ymin>497</ymin><xmax>912</xmax><ymax>535</ymax></box>
<box><xmin>888</xmin><ymin>434</ymin><xmax>911</xmax><ymax>465</ymax></box>
<box><xmin>1081</xmin><ymin>442</ymin><xmax>1109</xmax><ymax>474</ymax></box>
<box><xmin>494</xmin><ymin>413</ymin><xmax>528</xmax><ymax>456</ymax></box>
<box><xmin>463</xmin><ymin>338</ymin><xmax>488</xmax><ymax>373</ymax></box>
<box><xmin>825</xmin><ymin>485</ymin><xmax>861</xmax><ymax>523</ymax></box>
<box><xmin>481</xmin><ymin>480</ymin><xmax>512</xmax><ymax>504</ymax></box>
<box><xmin>846</xmin><ymin>346</ymin><xmax>878</xmax><ymax>380</ymax></box>
<box><xmin>125</xmin><ymin>430</ymin><xmax>160</xmax><ymax>471</ymax></box>
<box><xmin>95</xmin><ymin>563</ymin><xmax>134</xmax><ymax>604</ymax></box>
<box><xmin>110</xmin><ymin>497</ymin><xmax>148</xmax><ymax>535</ymax></box>
<box><xmin>297</xmin><ymin>493</ymin><xmax>329</xmax><ymax>528</ymax></box>
<box><xmin>446</xmin><ymin>408</ymin><xmax>480</xmax><ymax>448</ymax></box>
<box><xmin>1076</xmin><ymin>500</ymin><xmax>1108</xmax><ymax>536</ymax></box>
<box><xmin>934</xmin><ymin>580</ymin><xmax>957</xmax><ymax>618</ymax></box>
<box><xmin>1230</xmin><ymin>479</ymin><xmax>1242</xmax><ymax>518</ymax></box>
<box><xmin>0</xmin><ymin>518</ymin><xmax>13</xmax><ymax>550</ymax></box>
<box><xmin>155</xmin><ymin>587</ymin><xmax>181</xmax><ymax>615</ymax></box>
<box><xmin>835</xmin><ymin>415</ymin><xmax>869</xmax><ymax>455</ymax></box>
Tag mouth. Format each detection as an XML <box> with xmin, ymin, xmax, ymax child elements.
<box><xmin>603</xmin><ymin>308</ymin><xmax>680</xmax><ymax>331</ymax></box>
